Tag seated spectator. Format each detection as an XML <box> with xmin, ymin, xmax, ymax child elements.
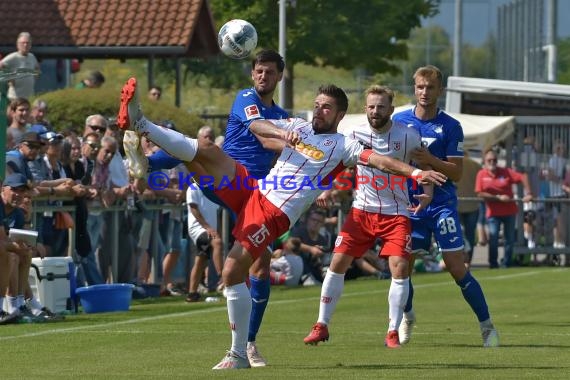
<box><xmin>290</xmin><ymin>209</ymin><xmax>331</xmax><ymax>286</ymax></box>
<box><xmin>269</xmin><ymin>237</ymin><xmax>304</xmax><ymax>286</ymax></box>
<box><xmin>30</xmin><ymin>99</ymin><xmax>53</xmax><ymax>130</ymax></box>
<box><xmin>76</xmin><ymin>70</ymin><xmax>105</xmax><ymax>89</ymax></box>
<box><xmin>1</xmin><ymin>173</ymin><xmax>60</xmax><ymax>322</ymax></box>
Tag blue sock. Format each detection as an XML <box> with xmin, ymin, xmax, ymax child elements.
<box><xmin>148</xmin><ymin>149</ymin><xmax>182</xmax><ymax>171</ymax></box>
<box><xmin>404</xmin><ymin>278</ymin><xmax>414</xmax><ymax>313</ymax></box>
<box><xmin>248</xmin><ymin>276</ymin><xmax>270</xmax><ymax>342</ymax></box>
<box><xmin>456</xmin><ymin>271</ymin><xmax>490</xmax><ymax>322</ymax></box>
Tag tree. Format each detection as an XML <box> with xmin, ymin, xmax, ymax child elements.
<box><xmin>558</xmin><ymin>36</ymin><xmax>570</xmax><ymax>85</ymax></box>
<box><xmin>208</xmin><ymin>0</ymin><xmax>439</xmax><ymax>110</ymax></box>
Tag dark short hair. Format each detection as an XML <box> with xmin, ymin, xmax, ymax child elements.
<box><xmin>88</xmin><ymin>71</ymin><xmax>105</xmax><ymax>85</ymax></box>
<box><xmin>252</xmin><ymin>49</ymin><xmax>285</xmax><ymax>73</ymax></box>
<box><xmin>317</xmin><ymin>84</ymin><xmax>348</xmax><ymax>112</ymax></box>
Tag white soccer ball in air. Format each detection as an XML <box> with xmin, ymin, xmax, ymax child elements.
<box><xmin>218</xmin><ymin>19</ymin><xmax>258</xmax><ymax>59</ymax></box>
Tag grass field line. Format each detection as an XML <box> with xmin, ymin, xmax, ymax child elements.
<box><xmin>0</xmin><ymin>269</ymin><xmax>555</xmax><ymax>342</ymax></box>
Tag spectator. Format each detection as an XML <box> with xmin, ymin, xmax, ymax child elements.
<box><xmin>83</xmin><ymin>114</ymin><xmax>107</xmax><ymax>137</ymax></box>
<box><xmin>76</xmin><ymin>70</ymin><xmax>105</xmax><ymax>89</ymax></box>
<box><xmin>0</xmin><ymin>32</ymin><xmax>39</xmax><ymax>100</ymax></box>
<box><xmin>547</xmin><ymin>140</ymin><xmax>567</xmax><ymax>249</ymax></box>
<box><xmin>6</xmin><ymin>97</ymin><xmax>31</xmax><ymax>149</ymax></box>
<box><xmin>61</xmin><ymin>135</ymin><xmax>96</xmax><ymax>262</ymax></box>
<box><xmin>290</xmin><ymin>209</ymin><xmax>331</xmax><ymax>286</ymax></box>
<box><xmin>1</xmin><ymin>173</ymin><xmax>60</xmax><ymax>322</ymax></box>
<box><xmin>456</xmin><ymin>152</ymin><xmax>481</xmax><ymax>267</ymax></box>
<box><xmin>157</xmin><ymin>121</ymin><xmax>186</xmax><ymax>296</ymax></box>
<box><xmin>475</xmin><ymin>148</ymin><xmax>533</xmax><ymax>268</ymax></box>
<box><xmin>30</xmin><ymin>99</ymin><xmax>53</xmax><ymax>130</ymax></box>
<box><xmin>98</xmin><ymin>118</ymin><xmax>134</xmax><ymax>283</ymax></box>
<box><xmin>269</xmin><ymin>237</ymin><xmax>303</xmax><ymax>286</ymax></box>
<box><xmin>185</xmin><ymin>185</ymin><xmax>223</xmax><ymax>302</ymax></box>
<box><xmin>148</xmin><ymin>85</ymin><xmax>162</xmax><ymax>101</ymax></box>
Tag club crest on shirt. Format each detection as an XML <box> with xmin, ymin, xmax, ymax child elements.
<box><xmin>244</xmin><ymin>104</ymin><xmax>260</xmax><ymax>120</ymax></box>
<box><xmin>393</xmin><ymin>141</ymin><xmax>401</xmax><ymax>151</ymax></box>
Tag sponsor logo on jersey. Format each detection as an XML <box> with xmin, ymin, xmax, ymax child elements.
<box><xmin>244</xmin><ymin>104</ymin><xmax>261</xmax><ymax>120</ymax></box>
<box><xmin>457</xmin><ymin>141</ymin><xmax>464</xmax><ymax>152</ymax></box>
<box><xmin>434</xmin><ymin>124</ymin><xmax>443</xmax><ymax>134</ymax></box>
<box><xmin>393</xmin><ymin>141</ymin><xmax>401</xmax><ymax>151</ymax></box>
<box><xmin>295</xmin><ymin>141</ymin><xmax>325</xmax><ymax>160</ymax></box>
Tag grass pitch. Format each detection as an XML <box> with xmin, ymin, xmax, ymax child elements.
<box><xmin>2</xmin><ymin>267</ymin><xmax>569</xmax><ymax>379</ymax></box>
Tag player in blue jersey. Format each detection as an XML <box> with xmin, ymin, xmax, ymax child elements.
<box><xmin>392</xmin><ymin>65</ymin><xmax>499</xmax><ymax>348</ymax></box>
<box><xmin>127</xmin><ymin>50</ymin><xmax>288</xmax><ymax>366</ymax></box>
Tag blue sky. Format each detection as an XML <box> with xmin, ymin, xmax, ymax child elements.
<box><xmin>425</xmin><ymin>0</ymin><xmax>569</xmax><ymax>46</ymax></box>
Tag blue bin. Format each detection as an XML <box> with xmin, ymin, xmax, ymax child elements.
<box><xmin>76</xmin><ymin>284</ymin><xmax>134</xmax><ymax>313</ymax></box>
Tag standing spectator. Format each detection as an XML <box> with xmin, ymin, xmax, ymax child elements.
<box><xmin>0</xmin><ymin>32</ymin><xmax>39</xmax><ymax>100</ymax></box>
<box><xmin>185</xmin><ymin>185</ymin><xmax>223</xmax><ymax>302</ymax></box>
<box><xmin>547</xmin><ymin>140</ymin><xmax>567</xmax><ymax>249</ymax></box>
<box><xmin>83</xmin><ymin>114</ymin><xmax>107</xmax><ymax>137</ymax></box>
<box><xmin>76</xmin><ymin>70</ymin><xmax>105</xmax><ymax>89</ymax></box>
<box><xmin>98</xmin><ymin>118</ymin><xmax>133</xmax><ymax>283</ymax></box>
<box><xmin>61</xmin><ymin>135</ymin><xmax>96</xmax><ymax>261</ymax></box>
<box><xmin>30</xmin><ymin>99</ymin><xmax>53</xmax><ymax>130</ymax></box>
<box><xmin>456</xmin><ymin>152</ymin><xmax>481</xmax><ymax>266</ymax></box>
<box><xmin>148</xmin><ymin>85</ymin><xmax>162</xmax><ymax>101</ymax></box>
<box><xmin>6</xmin><ymin>97</ymin><xmax>31</xmax><ymax>149</ymax></box>
<box><xmin>475</xmin><ymin>148</ymin><xmax>533</xmax><ymax>268</ymax></box>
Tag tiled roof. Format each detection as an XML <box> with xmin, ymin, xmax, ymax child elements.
<box><xmin>0</xmin><ymin>0</ymin><xmax>219</xmax><ymax>59</ymax></box>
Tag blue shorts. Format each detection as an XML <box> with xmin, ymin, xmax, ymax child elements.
<box><xmin>410</xmin><ymin>202</ymin><xmax>464</xmax><ymax>253</ymax></box>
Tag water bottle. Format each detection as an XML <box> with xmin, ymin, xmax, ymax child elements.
<box><xmin>205</xmin><ymin>297</ymin><xmax>220</xmax><ymax>303</ymax></box>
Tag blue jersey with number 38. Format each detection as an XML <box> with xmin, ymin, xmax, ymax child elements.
<box><xmin>393</xmin><ymin>108</ymin><xmax>464</xmax><ymax>213</ymax></box>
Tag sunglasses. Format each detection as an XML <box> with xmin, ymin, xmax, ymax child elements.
<box><xmin>88</xmin><ymin>125</ymin><xmax>106</xmax><ymax>132</ymax></box>
<box><xmin>24</xmin><ymin>142</ymin><xmax>42</xmax><ymax>150</ymax></box>
<box><xmin>85</xmin><ymin>142</ymin><xmax>100</xmax><ymax>149</ymax></box>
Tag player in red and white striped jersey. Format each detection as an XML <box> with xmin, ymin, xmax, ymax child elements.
<box><xmin>304</xmin><ymin>85</ymin><xmax>432</xmax><ymax>348</ymax></box>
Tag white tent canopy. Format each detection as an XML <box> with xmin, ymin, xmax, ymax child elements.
<box><xmin>335</xmin><ymin>105</ymin><xmax>515</xmax><ymax>151</ymax></box>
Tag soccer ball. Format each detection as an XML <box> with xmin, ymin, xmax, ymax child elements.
<box><xmin>218</xmin><ymin>19</ymin><xmax>258</xmax><ymax>59</ymax></box>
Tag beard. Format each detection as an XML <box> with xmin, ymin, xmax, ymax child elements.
<box><xmin>367</xmin><ymin>115</ymin><xmax>391</xmax><ymax>130</ymax></box>
<box><xmin>312</xmin><ymin>118</ymin><xmax>336</xmax><ymax>134</ymax></box>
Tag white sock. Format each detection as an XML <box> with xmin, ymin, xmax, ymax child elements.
<box><xmin>388</xmin><ymin>277</ymin><xmax>409</xmax><ymax>331</ymax></box>
<box><xmin>27</xmin><ymin>297</ymin><xmax>43</xmax><ymax>315</ymax></box>
<box><xmin>225</xmin><ymin>282</ymin><xmax>251</xmax><ymax>358</ymax></box>
<box><xmin>136</xmin><ymin>117</ymin><xmax>198</xmax><ymax>162</ymax></box>
<box><xmin>317</xmin><ymin>269</ymin><xmax>345</xmax><ymax>325</ymax></box>
<box><xmin>8</xmin><ymin>296</ymin><xmax>19</xmax><ymax>313</ymax></box>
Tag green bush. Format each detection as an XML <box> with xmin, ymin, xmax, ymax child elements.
<box><xmin>34</xmin><ymin>87</ymin><xmax>206</xmax><ymax>137</ymax></box>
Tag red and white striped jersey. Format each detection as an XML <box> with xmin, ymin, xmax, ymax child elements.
<box><xmin>259</xmin><ymin>118</ymin><xmax>363</xmax><ymax>224</ymax></box>
<box><xmin>342</xmin><ymin>121</ymin><xmax>421</xmax><ymax>215</ymax></box>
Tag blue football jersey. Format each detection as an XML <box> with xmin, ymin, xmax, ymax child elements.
<box><xmin>392</xmin><ymin>108</ymin><xmax>464</xmax><ymax>208</ymax></box>
<box><xmin>222</xmin><ymin>88</ymin><xmax>288</xmax><ymax>179</ymax></box>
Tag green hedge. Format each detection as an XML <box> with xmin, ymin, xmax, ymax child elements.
<box><xmin>34</xmin><ymin>87</ymin><xmax>206</xmax><ymax>137</ymax></box>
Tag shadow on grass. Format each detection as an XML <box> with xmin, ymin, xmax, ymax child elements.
<box><xmin>297</xmin><ymin>363</ymin><xmax>569</xmax><ymax>370</ymax></box>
